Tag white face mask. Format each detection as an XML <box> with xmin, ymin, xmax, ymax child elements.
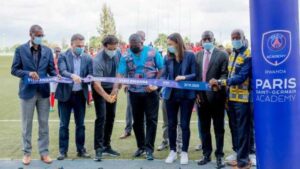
<box><xmin>105</xmin><ymin>49</ymin><xmax>117</xmax><ymax>58</ymax></box>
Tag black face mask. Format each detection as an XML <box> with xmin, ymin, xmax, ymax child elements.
<box><xmin>130</xmin><ymin>46</ymin><xmax>141</xmax><ymax>54</ymax></box>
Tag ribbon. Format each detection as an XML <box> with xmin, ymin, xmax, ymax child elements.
<box><xmin>25</xmin><ymin>76</ymin><xmax>211</xmax><ymax>91</ymax></box>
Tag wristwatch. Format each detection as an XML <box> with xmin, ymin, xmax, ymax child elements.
<box><xmin>217</xmin><ymin>79</ymin><xmax>227</xmax><ymax>86</ymax></box>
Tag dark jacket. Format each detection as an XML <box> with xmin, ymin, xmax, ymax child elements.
<box><xmin>55</xmin><ymin>49</ymin><xmax>93</xmax><ymax>102</ymax></box>
<box><xmin>195</xmin><ymin>48</ymin><xmax>228</xmax><ymax>105</ymax></box>
<box><xmin>11</xmin><ymin>41</ymin><xmax>56</xmax><ymax>99</ymax></box>
<box><xmin>162</xmin><ymin>51</ymin><xmax>196</xmax><ymax>100</ymax></box>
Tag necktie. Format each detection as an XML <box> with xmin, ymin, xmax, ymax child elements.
<box><xmin>202</xmin><ymin>50</ymin><xmax>210</xmax><ymax>82</ymax></box>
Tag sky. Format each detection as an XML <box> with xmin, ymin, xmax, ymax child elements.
<box><xmin>0</xmin><ymin>0</ymin><xmax>298</xmax><ymax>48</ymax></box>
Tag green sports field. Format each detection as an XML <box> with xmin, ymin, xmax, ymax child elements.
<box><xmin>0</xmin><ymin>56</ymin><xmax>233</xmax><ymax>160</ymax></box>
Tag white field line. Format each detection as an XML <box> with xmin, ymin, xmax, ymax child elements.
<box><xmin>0</xmin><ymin>119</ymin><xmax>199</xmax><ymax>123</ymax></box>
<box><xmin>0</xmin><ymin>119</ymin><xmax>229</xmax><ymax>124</ymax></box>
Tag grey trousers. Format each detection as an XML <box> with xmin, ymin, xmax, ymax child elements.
<box><xmin>161</xmin><ymin>99</ymin><xmax>182</xmax><ymax>145</ymax></box>
<box><xmin>20</xmin><ymin>93</ymin><xmax>50</xmax><ymax>156</ymax></box>
<box><xmin>124</xmin><ymin>92</ymin><xmax>133</xmax><ymax>133</ymax></box>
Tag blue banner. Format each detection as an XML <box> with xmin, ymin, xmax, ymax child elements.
<box><xmin>25</xmin><ymin>76</ymin><xmax>212</xmax><ymax>91</ymax></box>
<box><xmin>250</xmin><ymin>0</ymin><xmax>300</xmax><ymax>168</ymax></box>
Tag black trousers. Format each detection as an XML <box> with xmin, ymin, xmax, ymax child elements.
<box><xmin>58</xmin><ymin>91</ymin><xmax>86</xmax><ymax>154</ymax></box>
<box><xmin>197</xmin><ymin>101</ymin><xmax>225</xmax><ymax>158</ymax></box>
<box><xmin>129</xmin><ymin>91</ymin><xmax>159</xmax><ymax>153</ymax></box>
<box><xmin>93</xmin><ymin>88</ymin><xmax>117</xmax><ymax>151</ymax></box>
<box><xmin>165</xmin><ymin>98</ymin><xmax>194</xmax><ymax>152</ymax></box>
<box><xmin>227</xmin><ymin>101</ymin><xmax>250</xmax><ymax>168</ymax></box>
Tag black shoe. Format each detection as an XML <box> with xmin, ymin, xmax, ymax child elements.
<box><xmin>133</xmin><ymin>148</ymin><xmax>145</xmax><ymax>157</ymax></box>
<box><xmin>197</xmin><ymin>156</ymin><xmax>211</xmax><ymax>165</ymax></box>
<box><xmin>216</xmin><ymin>157</ymin><xmax>225</xmax><ymax>169</ymax></box>
<box><xmin>145</xmin><ymin>151</ymin><xmax>154</xmax><ymax>161</ymax></box>
<box><xmin>103</xmin><ymin>147</ymin><xmax>120</xmax><ymax>157</ymax></box>
<box><xmin>57</xmin><ymin>153</ymin><xmax>67</xmax><ymax>160</ymax></box>
<box><xmin>94</xmin><ymin>149</ymin><xmax>102</xmax><ymax>162</ymax></box>
<box><xmin>77</xmin><ymin>150</ymin><xmax>91</xmax><ymax>158</ymax></box>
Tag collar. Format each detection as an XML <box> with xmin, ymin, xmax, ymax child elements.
<box><xmin>71</xmin><ymin>49</ymin><xmax>82</xmax><ymax>59</ymax></box>
<box><xmin>29</xmin><ymin>40</ymin><xmax>41</xmax><ymax>50</ymax></box>
<box><xmin>234</xmin><ymin>46</ymin><xmax>247</xmax><ymax>55</ymax></box>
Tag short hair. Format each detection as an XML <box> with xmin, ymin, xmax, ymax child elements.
<box><xmin>136</xmin><ymin>30</ymin><xmax>146</xmax><ymax>40</ymax></box>
<box><xmin>102</xmin><ymin>35</ymin><xmax>119</xmax><ymax>47</ymax></box>
<box><xmin>129</xmin><ymin>34</ymin><xmax>142</xmax><ymax>43</ymax></box>
<box><xmin>29</xmin><ymin>25</ymin><xmax>43</xmax><ymax>34</ymax></box>
<box><xmin>71</xmin><ymin>33</ymin><xmax>85</xmax><ymax>43</ymax></box>
<box><xmin>231</xmin><ymin>29</ymin><xmax>246</xmax><ymax>40</ymax></box>
<box><xmin>201</xmin><ymin>30</ymin><xmax>214</xmax><ymax>39</ymax></box>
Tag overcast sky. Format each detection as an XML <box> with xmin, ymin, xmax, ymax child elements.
<box><xmin>0</xmin><ymin>0</ymin><xmax>298</xmax><ymax>47</ymax></box>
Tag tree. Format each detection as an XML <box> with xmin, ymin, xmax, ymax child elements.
<box><xmin>61</xmin><ymin>38</ymin><xmax>69</xmax><ymax>50</ymax></box>
<box><xmin>89</xmin><ymin>36</ymin><xmax>102</xmax><ymax>49</ymax></box>
<box><xmin>97</xmin><ymin>3</ymin><xmax>117</xmax><ymax>40</ymax></box>
<box><xmin>154</xmin><ymin>33</ymin><xmax>168</xmax><ymax>51</ymax></box>
<box><xmin>183</xmin><ymin>36</ymin><xmax>191</xmax><ymax>44</ymax></box>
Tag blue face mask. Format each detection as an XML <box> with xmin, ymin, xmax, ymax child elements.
<box><xmin>168</xmin><ymin>46</ymin><xmax>177</xmax><ymax>54</ymax></box>
<box><xmin>232</xmin><ymin>40</ymin><xmax>244</xmax><ymax>49</ymax></box>
<box><xmin>203</xmin><ymin>42</ymin><xmax>214</xmax><ymax>50</ymax></box>
<box><xmin>33</xmin><ymin>37</ymin><xmax>43</xmax><ymax>45</ymax></box>
<box><xmin>74</xmin><ymin>47</ymin><xmax>84</xmax><ymax>56</ymax></box>
<box><xmin>105</xmin><ymin>49</ymin><xmax>117</xmax><ymax>58</ymax></box>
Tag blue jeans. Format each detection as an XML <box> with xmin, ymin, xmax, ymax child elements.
<box><xmin>58</xmin><ymin>91</ymin><xmax>86</xmax><ymax>154</ymax></box>
<box><xmin>165</xmin><ymin>98</ymin><xmax>194</xmax><ymax>152</ymax></box>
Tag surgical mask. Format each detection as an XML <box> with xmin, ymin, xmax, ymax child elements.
<box><xmin>232</xmin><ymin>40</ymin><xmax>244</xmax><ymax>49</ymax></box>
<box><xmin>167</xmin><ymin>46</ymin><xmax>177</xmax><ymax>54</ymax></box>
<box><xmin>74</xmin><ymin>47</ymin><xmax>84</xmax><ymax>56</ymax></box>
<box><xmin>203</xmin><ymin>42</ymin><xmax>214</xmax><ymax>50</ymax></box>
<box><xmin>33</xmin><ymin>36</ymin><xmax>43</xmax><ymax>45</ymax></box>
<box><xmin>130</xmin><ymin>46</ymin><xmax>141</xmax><ymax>54</ymax></box>
<box><xmin>105</xmin><ymin>49</ymin><xmax>116</xmax><ymax>58</ymax></box>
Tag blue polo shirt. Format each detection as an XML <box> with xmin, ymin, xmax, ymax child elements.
<box><xmin>118</xmin><ymin>46</ymin><xmax>163</xmax><ymax>93</ymax></box>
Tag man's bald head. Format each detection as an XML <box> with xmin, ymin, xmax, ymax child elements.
<box><xmin>136</xmin><ymin>30</ymin><xmax>146</xmax><ymax>43</ymax></box>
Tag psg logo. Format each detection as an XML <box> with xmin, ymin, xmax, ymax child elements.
<box><xmin>262</xmin><ymin>30</ymin><xmax>291</xmax><ymax>66</ymax></box>
<box><xmin>267</xmin><ymin>33</ymin><xmax>286</xmax><ymax>51</ymax></box>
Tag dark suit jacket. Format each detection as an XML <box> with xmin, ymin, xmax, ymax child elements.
<box><xmin>162</xmin><ymin>51</ymin><xmax>196</xmax><ymax>100</ymax></box>
<box><xmin>55</xmin><ymin>49</ymin><xmax>93</xmax><ymax>102</ymax></box>
<box><xmin>195</xmin><ymin>48</ymin><xmax>228</xmax><ymax>105</ymax></box>
<box><xmin>11</xmin><ymin>41</ymin><xmax>56</xmax><ymax>99</ymax></box>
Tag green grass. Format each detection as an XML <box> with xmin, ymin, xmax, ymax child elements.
<box><xmin>0</xmin><ymin>56</ymin><xmax>233</xmax><ymax>160</ymax></box>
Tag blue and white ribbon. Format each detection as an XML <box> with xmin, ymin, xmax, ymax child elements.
<box><xmin>25</xmin><ymin>76</ymin><xmax>211</xmax><ymax>91</ymax></box>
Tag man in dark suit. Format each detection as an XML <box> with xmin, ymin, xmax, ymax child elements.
<box><xmin>11</xmin><ymin>25</ymin><xmax>56</xmax><ymax>165</ymax></box>
<box><xmin>55</xmin><ymin>34</ymin><xmax>93</xmax><ymax>160</ymax></box>
<box><xmin>196</xmin><ymin>31</ymin><xmax>228</xmax><ymax>169</ymax></box>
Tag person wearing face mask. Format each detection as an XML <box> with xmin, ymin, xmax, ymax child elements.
<box><xmin>11</xmin><ymin>24</ymin><xmax>57</xmax><ymax>165</ymax></box>
<box><xmin>114</xmin><ymin>33</ymin><xmax>163</xmax><ymax>161</ymax></box>
<box><xmin>55</xmin><ymin>34</ymin><xmax>93</xmax><ymax>160</ymax></box>
<box><xmin>92</xmin><ymin>35</ymin><xmax>122</xmax><ymax>161</ymax></box>
<box><xmin>195</xmin><ymin>31</ymin><xmax>228</xmax><ymax>169</ymax></box>
<box><xmin>162</xmin><ymin>33</ymin><xmax>196</xmax><ymax>165</ymax></box>
<box><xmin>209</xmin><ymin>29</ymin><xmax>252</xmax><ymax>169</ymax></box>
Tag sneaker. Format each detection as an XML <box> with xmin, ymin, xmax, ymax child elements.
<box><xmin>249</xmin><ymin>154</ymin><xmax>256</xmax><ymax>166</ymax></box>
<box><xmin>195</xmin><ymin>144</ymin><xmax>202</xmax><ymax>151</ymax></box>
<box><xmin>119</xmin><ymin>132</ymin><xmax>131</xmax><ymax>139</ymax></box>
<box><xmin>180</xmin><ymin>152</ymin><xmax>189</xmax><ymax>165</ymax></box>
<box><xmin>225</xmin><ymin>152</ymin><xmax>237</xmax><ymax>162</ymax></box>
<box><xmin>146</xmin><ymin>151</ymin><xmax>154</xmax><ymax>161</ymax></box>
<box><xmin>102</xmin><ymin>147</ymin><xmax>120</xmax><ymax>157</ymax></box>
<box><xmin>165</xmin><ymin>150</ymin><xmax>177</xmax><ymax>163</ymax></box>
<box><xmin>157</xmin><ymin>141</ymin><xmax>169</xmax><ymax>151</ymax></box>
<box><xmin>94</xmin><ymin>149</ymin><xmax>102</xmax><ymax>161</ymax></box>
<box><xmin>50</xmin><ymin>107</ymin><xmax>55</xmax><ymax>112</ymax></box>
<box><xmin>77</xmin><ymin>150</ymin><xmax>91</xmax><ymax>158</ymax></box>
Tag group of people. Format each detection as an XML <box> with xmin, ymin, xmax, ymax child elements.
<box><xmin>11</xmin><ymin>24</ymin><xmax>254</xmax><ymax>169</ymax></box>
